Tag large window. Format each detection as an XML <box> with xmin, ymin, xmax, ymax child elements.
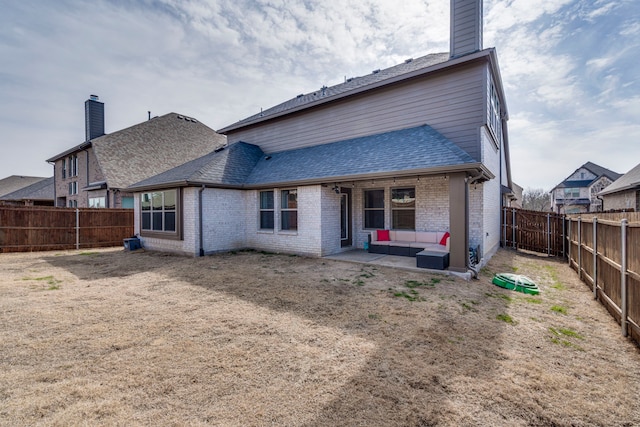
<box><xmin>62</xmin><ymin>159</ymin><xmax>66</xmax><ymax>179</ymax></box>
<box><xmin>391</xmin><ymin>187</ymin><xmax>415</xmax><ymax>230</ymax></box>
<box><xmin>89</xmin><ymin>196</ymin><xmax>106</xmax><ymax>208</ymax></box>
<box><xmin>564</xmin><ymin>188</ymin><xmax>580</xmax><ymax>198</ymax></box>
<box><xmin>141</xmin><ymin>190</ymin><xmax>177</xmax><ymax>234</ymax></box>
<box><xmin>364</xmin><ymin>189</ymin><xmax>384</xmax><ymax>229</ymax></box>
<box><xmin>280</xmin><ymin>189</ymin><xmax>297</xmax><ymax>231</ymax></box>
<box><xmin>259</xmin><ymin>190</ymin><xmax>274</xmax><ymax>230</ymax></box>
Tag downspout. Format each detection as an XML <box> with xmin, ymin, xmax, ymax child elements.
<box><xmin>198</xmin><ymin>185</ymin><xmax>205</xmax><ymax>257</ymax></box>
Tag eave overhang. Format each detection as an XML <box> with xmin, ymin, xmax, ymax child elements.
<box><xmin>125</xmin><ymin>163</ymin><xmax>494</xmax><ymax>193</ymax></box>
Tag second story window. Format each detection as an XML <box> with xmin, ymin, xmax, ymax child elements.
<box><xmin>489</xmin><ymin>81</ymin><xmax>502</xmax><ymax>143</ymax></box>
<box><xmin>563</xmin><ymin>188</ymin><xmax>580</xmax><ymax>198</ymax></box>
<box><xmin>68</xmin><ymin>155</ymin><xmax>78</xmax><ymax>177</ymax></box>
<box><xmin>62</xmin><ymin>159</ymin><xmax>66</xmax><ymax>179</ymax></box>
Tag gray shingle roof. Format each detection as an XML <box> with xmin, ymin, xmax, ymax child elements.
<box><xmin>582</xmin><ymin>161</ymin><xmax>622</xmax><ymax>181</ymax></box>
<box><xmin>219</xmin><ymin>53</ymin><xmax>450</xmax><ymax>133</ymax></box>
<box><xmin>552</xmin><ymin>161</ymin><xmax>622</xmax><ymax>191</ymax></box>
<box><xmin>0</xmin><ymin>176</ymin><xmax>54</xmax><ymax>201</ymax></box>
<box><xmin>132</xmin><ymin>124</ymin><xmax>480</xmax><ymax>191</ymax></box>
<box><xmin>598</xmin><ymin>162</ymin><xmax>640</xmax><ymax>196</ymax></box>
<box><xmin>0</xmin><ymin>175</ymin><xmax>50</xmax><ymax>197</ymax></box>
<box><xmin>128</xmin><ymin>142</ymin><xmax>264</xmax><ymax>190</ymax></box>
<box><xmin>90</xmin><ymin>113</ymin><xmax>226</xmax><ymax>189</ymax></box>
<box><xmin>245</xmin><ymin>124</ymin><xmax>475</xmax><ymax>186</ymax></box>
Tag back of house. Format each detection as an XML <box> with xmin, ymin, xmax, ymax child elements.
<box><xmin>128</xmin><ymin>0</ymin><xmax>513</xmax><ymax>274</ymax></box>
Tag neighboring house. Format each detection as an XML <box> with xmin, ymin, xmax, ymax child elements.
<box><xmin>597</xmin><ymin>162</ymin><xmax>640</xmax><ymax>211</ymax></box>
<box><xmin>506</xmin><ymin>182</ymin><xmax>523</xmax><ymax>209</ymax></box>
<box><xmin>0</xmin><ymin>175</ymin><xmax>49</xmax><ymax>199</ymax></box>
<box><xmin>0</xmin><ymin>176</ymin><xmax>54</xmax><ymax>206</ymax></box>
<box><xmin>550</xmin><ymin>162</ymin><xmax>622</xmax><ymax>214</ymax></box>
<box><xmin>46</xmin><ymin>95</ymin><xmax>226</xmax><ymax>208</ymax></box>
<box><xmin>127</xmin><ymin>0</ymin><xmax>513</xmax><ymax>273</ymax></box>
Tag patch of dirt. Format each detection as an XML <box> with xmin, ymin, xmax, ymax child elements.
<box><xmin>1</xmin><ymin>248</ymin><xmax>639</xmax><ymax>426</ymax></box>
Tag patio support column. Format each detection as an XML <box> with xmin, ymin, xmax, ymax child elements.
<box><xmin>449</xmin><ymin>172</ymin><xmax>468</xmax><ymax>272</ymax></box>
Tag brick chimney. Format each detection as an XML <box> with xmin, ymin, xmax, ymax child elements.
<box><xmin>450</xmin><ymin>0</ymin><xmax>483</xmax><ymax>59</ymax></box>
<box><xmin>85</xmin><ymin>95</ymin><xmax>105</xmax><ymax>141</ymax></box>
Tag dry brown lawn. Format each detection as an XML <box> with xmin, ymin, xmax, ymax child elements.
<box><xmin>1</xmin><ymin>247</ymin><xmax>639</xmax><ymax>426</ymax></box>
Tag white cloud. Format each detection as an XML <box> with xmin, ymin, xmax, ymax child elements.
<box><xmin>0</xmin><ymin>0</ymin><xmax>639</xmax><ymax>192</ymax></box>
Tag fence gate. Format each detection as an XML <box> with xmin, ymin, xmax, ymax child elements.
<box><xmin>502</xmin><ymin>207</ymin><xmax>566</xmax><ymax>257</ymax></box>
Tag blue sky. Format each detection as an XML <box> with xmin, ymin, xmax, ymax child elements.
<box><xmin>0</xmin><ymin>0</ymin><xmax>638</xmax><ymax>191</ymax></box>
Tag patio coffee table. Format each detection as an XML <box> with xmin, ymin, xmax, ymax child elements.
<box><xmin>416</xmin><ymin>250</ymin><xmax>449</xmax><ymax>270</ymax></box>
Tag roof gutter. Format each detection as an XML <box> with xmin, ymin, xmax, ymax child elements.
<box><xmin>124</xmin><ymin>164</ymin><xmax>494</xmax><ymax>193</ymax></box>
<box><xmin>198</xmin><ymin>185</ymin><xmax>205</xmax><ymax>257</ymax></box>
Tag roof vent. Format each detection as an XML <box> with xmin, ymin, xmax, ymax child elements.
<box><xmin>405</xmin><ymin>58</ymin><xmax>413</xmax><ymax>63</ymax></box>
<box><xmin>372</xmin><ymin>69</ymin><xmax>380</xmax><ymax>74</ymax></box>
<box><xmin>214</xmin><ymin>145</ymin><xmax>225</xmax><ymax>153</ymax></box>
<box><xmin>296</xmin><ymin>94</ymin><xmax>304</xmax><ymax>99</ymax></box>
<box><xmin>346</xmin><ymin>77</ymin><xmax>354</xmax><ymax>82</ymax></box>
<box><xmin>265</xmin><ymin>155</ymin><xmax>272</xmax><ymax>160</ymax></box>
<box><xmin>177</xmin><ymin>115</ymin><xmax>184</xmax><ymax>120</ymax></box>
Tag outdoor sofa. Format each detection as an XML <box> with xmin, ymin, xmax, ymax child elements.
<box><xmin>368</xmin><ymin>230</ymin><xmax>450</xmax><ymax>257</ymax></box>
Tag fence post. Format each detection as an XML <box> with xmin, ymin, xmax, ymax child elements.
<box><xmin>621</xmin><ymin>219</ymin><xmax>628</xmax><ymax>337</ymax></box>
<box><xmin>75</xmin><ymin>208</ymin><xmax>80</xmax><ymax>250</ymax></box>
<box><xmin>502</xmin><ymin>207</ymin><xmax>507</xmax><ymax>248</ymax></box>
<box><xmin>512</xmin><ymin>208</ymin><xmax>516</xmax><ymax>249</ymax></box>
<box><xmin>562</xmin><ymin>216</ymin><xmax>566</xmax><ymax>259</ymax></box>
<box><xmin>567</xmin><ymin>219</ymin><xmax>571</xmax><ymax>265</ymax></box>
<box><xmin>547</xmin><ymin>213</ymin><xmax>551</xmax><ymax>256</ymax></box>
<box><xmin>577</xmin><ymin>217</ymin><xmax>582</xmax><ymax>279</ymax></box>
<box><xmin>593</xmin><ymin>217</ymin><xmax>597</xmax><ymax>299</ymax></box>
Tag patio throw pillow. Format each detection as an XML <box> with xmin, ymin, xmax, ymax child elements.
<box><xmin>439</xmin><ymin>232</ymin><xmax>450</xmax><ymax>246</ymax></box>
<box><xmin>377</xmin><ymin>229</ymin><xmax>390</xmax><ymax>241</ymax></box>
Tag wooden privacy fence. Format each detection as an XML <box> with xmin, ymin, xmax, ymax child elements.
<box><xmin>502</xmin><ymin>207</ymin><xmax>566</xmax><ymax>257</ymax></box>
<box><xmin>567</xmin><ymin>215</ymin><xmax>640</xmax><ymax>345</ymax></box>
<box><xmin>0</xmin><ymin>206</ymin><xmax>134</xmax><ymax>253</ymax></box>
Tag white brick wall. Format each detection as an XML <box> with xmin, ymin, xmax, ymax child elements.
<box><xmin>200</xmin><ymin>188</ymin><xmax>247</xmax><ymax>253</ymax></box>
<box><xmin>480</xmin><ymin>126</ymin><xmax>502</xmax><ymax>258</ymax></box>
<box><xmin>244</xmin><ymin>185</ymin><xmax>326</xmax><ymax>257</ymax></box>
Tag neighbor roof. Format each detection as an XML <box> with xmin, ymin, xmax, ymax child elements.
<box><xmin>129</xmin><ymin>124</ymin><xmax>491</xmax><ymax>191</ymax></box>
<box><xmin>0</xmin><ymin>175</ymin><xmax>49</xmax><ymax>197</ymax></box>
<box><xmin>91</xmin><ymin>113</ymin><xmax>226</xmax><ymax>189</ymax></box>
<box><xmin>0</xmin><ymin>176</ymin><xmax>54</xmax><ymax>202</ymax></box>
<box><xmin>598</xmin><ymin>162</ymin><xmax>640</xmax><ymax>196</ymax></box>
<box><xmin>552</xmin><ymin>161</ymin><xmax>622</xmax><ymax>191</ymax></box>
